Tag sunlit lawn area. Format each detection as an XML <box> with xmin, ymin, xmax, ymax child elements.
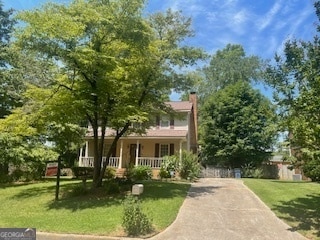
<box><xmin>243</xmin><ymin>179</ymin><xmax>320</xmax><ymax>240</ymax></box>
<box><xmin>0</xmin><ymin>179</ymin><xmax>190</xmax><ymax>236</ymax></box>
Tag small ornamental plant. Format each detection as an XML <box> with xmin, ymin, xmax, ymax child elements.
<box><xmin>122</xmin><ymin>195</ymin><xmax>153</xmax><ymax>236</ymax></box>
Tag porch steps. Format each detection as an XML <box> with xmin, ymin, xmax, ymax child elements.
<box><xmin>115</xmin><ymin>168</ymin><xmax>127</xmax><ymax>178</ymax></box>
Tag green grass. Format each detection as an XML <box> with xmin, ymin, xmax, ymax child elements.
<box><xmin>243</xmin><ymin>179</ymin><xmax>320</xmax><ymax>240</ymax></box>
<box><xmin>0</xmin><ymin>179</ymin><xmax>190</xmax><ymax>236</ymax></box>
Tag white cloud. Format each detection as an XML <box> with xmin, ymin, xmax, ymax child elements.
<box><xmin>256</xmin><ymin>1</ymin><xmax>283</xmax><ymax>32</ymax></box>
<box><xmin>147</xmin><ymin>0</ymin><xmax>317</xmax><ymax>59</ymax></box>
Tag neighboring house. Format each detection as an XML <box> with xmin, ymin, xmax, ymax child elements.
<box><xmin>264</xmin><ymin>155</ymin><xmax>304</xmax><ymax>180</ymax></box>
<box><xmin>266</xmin><ymin>155</ymin><xmax>295</xmax><ymax>180</ymax></box>
<box><xmin>78</xmin><ymin>93</ymin><xmax>198</xmax><ymax>176</ymax></box>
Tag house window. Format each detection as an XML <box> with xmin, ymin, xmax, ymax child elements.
<box><xmin>160</xmin><ymin>116</ymin><xmax>170</xmax><ymax>128</ymax></box>
<box><xmin>160</xmin><ymin>144</ymin><xmax>169</xmax><ymax>157</ymax></box>
<box><xmin>160</xmin><ymin>120</ymin><xmax>169</xmax><ymax>128</ymax></box>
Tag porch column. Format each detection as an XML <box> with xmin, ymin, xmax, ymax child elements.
<box><xmin>187</xmin><ymin>112</ymin><xmax>191</xmax><ymax>151</ymax></box>
<box><xmin>135</xmin><ymin>140</ymin><xmax>140</xmax><ymax>166</ymax></box>
<box><xmin>85</xmin><ymin>141</ymin><xmax>89</xmax><ymax>157</ymax></box>
<box><xmin>79</xmin><ymin>146</ymin><xmax>83</xmax><ymax>163</ymax></box>
<box><xmin>179</xmin><ymin>140</ymin><xmax>183</xmax><ymax>162</ymax></box>
<box><xmin>119</xmin><ymin>140</ymin><xmax>123</xmax><ymax>169</ymax></box>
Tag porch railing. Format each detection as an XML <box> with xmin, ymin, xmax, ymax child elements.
<box><xmin>79</xmin><ymin>157</ymin><xmax>94</xmax><ymax>167</ymax></box>
<box><xmin>79</xmin><ymin>157</ymin><xmax>163</xmax><ymax>169</ymax></box>
<box><xmin>79</xmin><ymin>157</ymin><xmax>119</xmax><ymax>168</ymax></box>
<box><xmin>137</xmin><ymin>157</ymin><xmax>164</xmax><ymax>169</ymax></box>
<box><xmin>102</xmin><ymin>157</ymin><xmax>119</xmax><ymax>168</ymax></box>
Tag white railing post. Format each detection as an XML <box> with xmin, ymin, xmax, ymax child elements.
<box><xmin>85</xmin><ymin>141</ymin><xmax>89</xmax><ymax>157</ymax></box>
<box><xmin>135</xmin><ymin>157</ymin><xmax>163</xmax><ymax>169</ymax></box>
<box><xmin>79</xmin><ymin>147</ymin><xmax>83</xmax><ymax>163</ymax></box>
<box><xmin>179</xmin><ymin>141</ymin><xmax>183</xmax><ymax>162</ymax></box>
<box><xmin>135</xmin><ymin>140</ymin><xmax>139</xmax><ymax>166</ymax></box>
<box><xmin>119</xmin><ymin>140</ymin><xmax>123</xmax><ymax>169</ymax></box>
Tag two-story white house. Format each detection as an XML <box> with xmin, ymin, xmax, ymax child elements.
<box><xmin>78</xmin><ymin>92</ymin><xmax>198</xmax><ymax>176</ymax></box>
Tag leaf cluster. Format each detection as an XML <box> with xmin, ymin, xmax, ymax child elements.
<box><xmin>200</xmin><ymin>81</ymin><xmax>277</xmax><ymax>168</ymax></box>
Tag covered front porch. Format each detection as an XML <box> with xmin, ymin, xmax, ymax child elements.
<box><xmin>78</xmin><ymin>138</ymin><xmax>188</xmax><ymax>169</ymax></box>
<box><xmin>78</xmin><ymin>156</ymin><xmax>164</xmax><ymax>169</ymax></box>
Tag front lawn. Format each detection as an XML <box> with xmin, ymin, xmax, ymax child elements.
<box><xmin>243</xmin><ymin>179</ymin><xmax>320</xmax><ymax>240</ymax></box>
<box><xmin>0</xmin><ymin>179</ymin><xmax>190</xmax><ymax>236</ymax></box>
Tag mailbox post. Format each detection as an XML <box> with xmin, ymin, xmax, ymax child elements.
<box><xmin>132</xmin><ymin>184</ymin><xmax>144</xmax><ymax>195</ymax></box>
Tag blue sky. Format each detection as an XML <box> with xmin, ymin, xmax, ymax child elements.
<box><xmin>2</xmin><ymin>0</ymin><xmax>319</xmax><ymax>99</ymax></box>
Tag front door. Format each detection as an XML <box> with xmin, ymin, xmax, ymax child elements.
<box><xmin>129</xmin><ymin>144</ymin><xmax>141</xmax><ymax>165</ymax></box>
<box><xmin>130</xmin><ymin>144</ymin><xmax>137</xmax><ymax>165</ymax></box>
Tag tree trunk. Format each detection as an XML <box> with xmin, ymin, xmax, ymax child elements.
<box><xmin>92</xmin><ymin>123</ymin><xmax>103</xmax><ymax>188</ymax></box>
<box><xmin>55</xmin><ymin>156</ymin><xmax>62</xmax><ymax>201</ymax></box>
<box><xmin>96</xmin><ymin>123</ymin><xmax>131</xmax><ymax>186</ymax></box>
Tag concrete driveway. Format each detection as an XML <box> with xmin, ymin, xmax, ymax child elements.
<box><xmin>38</xmin><ymin>178</ymin><xmax>307</xmax><ymax>240</ymax></box>
<box><xmin>150</xmin><ymin>178</ymin><xmax>307</xmax><ymax>240</ymax></box>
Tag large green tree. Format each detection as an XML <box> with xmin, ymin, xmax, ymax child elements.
<box><xmin>14</xmin><ymin>0</ymin><xmax>203</xmax><ymax>188</ymax></box>
<box><xmin>0</xmin><ymin>1</ymin><xmax>17</xmax><ymax>118</ymax></box>
<box><xmin>264</xmin><ymin>1</ymin><xmax>320</xmax><ymax>181</ymax></box>
<box><xmin>0</xmin><ymin>1</ymin><xmax>65</xmax><ymax>178</ymax></box>
<box><xmin>200</xmin><ymin>81</ymin><xmax>277</xmax><ymax>168</ymax></box>
<box><xmin>195</xmin><ymin>44</ymin><xmax>263</xmax><ymax>104</ymax></box>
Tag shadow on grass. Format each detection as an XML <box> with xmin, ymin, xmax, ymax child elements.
<box><xmin>47</xmin><ymin>180</ymin><xmax>191</xmax><ymax>212</ymax></box>
<box><xmin>140</xmin><ymin>180</ymin><xmax>220</xmax><ymax>199</ymax></box>
<box><xmin>272</xmin><ymin>193</ymin><xmax>320</xmax><ymax>238</ymax></box>
<box><xmin>270</xmin><ymin>180</ymin><xmax>316</xmax><ymax>184</ymax></box>
<box><xmin>9</xmin><ymin>179</ymin><xmax>79</xmax><ymax>199</ymax></box>
<box><xmin>47</xmin><ymin>193</ymin><xmax>124</xmax><ymax>212</ymax></box>
<box><xmin>6</xmin><ymin>180</ymin><xmax>192</xmax><ymax>212</ymax></box>
<box><xmin>137</xmin><ymin>181</ymin><xmax>191</xmax><ymax>200</ymax></box>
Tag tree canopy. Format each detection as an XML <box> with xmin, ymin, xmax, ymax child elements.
<box><xmin>264</xmin><ymin>1</ymin><xmax>320</xmax><ymax>181</ymax></box>
<box><xmin>200</xmin><ymin>81</ymin><xmax>277</xmax><ymax>168</ymax></box>
<box><xmin>9</xmin><ymin>0</ymin><xmax>204</xmax><ymax>187</ymax></box>
<box><xmin>195</xmin><ymin>44</ymin><xmax>264</xmax><ymax>104</ymax></box>
<box><xmin>0</xmin><ymin>1</ymin><xmax>18</xmax><ymax>118</ymax></box>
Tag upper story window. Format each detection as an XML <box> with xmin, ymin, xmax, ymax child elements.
<box><xmin>156</xmin><ymin>115</ymin><xmax>174</xmax><ymax>129</ymax></box>
<box><xmin>160</xmin><ymin>118</ymin><xmax>170</xmax><ymax>128</ymax></box>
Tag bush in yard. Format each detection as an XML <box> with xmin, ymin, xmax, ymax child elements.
<box><xmin>178</xmin><ymin>151</ymin><xmax>200</xmax><ymax>181</ymax></box>
<box><xmin>241</xmin><ymin>163</ymin><xmax>263</xmax><ymax>178</ymax></box>
<box><xmin>252</xmin><ymin>168</ymin><xmax>263</xmax><ymax>179</ymax></box>
<box><xmin>122</xmin><ymin>195</ymin><xmax>153</xmax><ymax>236</ymax></box>
<box><xmin>303</xmin><ymin>159</ymin><xmax>320</xmax><ymax>182</ymax></box>
<box><xmin>241</xmin><ymin>163</ymin><xmax>255</xmax><ymax>178</ymax></box>
<box><xmin>131</xmin><ymin>166</ymin><xmax>152</xmax><ymax>181</ymax></box>
<box><xmin>10</xmin><ymin>169</ymin><xmax>24</xmax><ymax>182</ymax></box>
<box><xmin>104</xmin><ymin>180</ymin><xmax>120</xmax><ymax>194</ymax></box>
<box><xmin>159</xmin><ymin>167</ymin><xmax>171</xmax><ymax>179</ymax></box>
<box><xmin>0</xmin><ymin>174</ymin><xmax>12</xmax><ymax>183</ymax></box>
<box><xmin>104</xmin><ymin>167</ymin><xmax>116</xmax><ymax>180</ymax></box>
<box><xmin>159</xmin><ymin>155</ymin><xmax>179</xmax><ymax>179</ymax></box>
<box><xmin>9</xmin><ymin>161</ymin><xmax>45</xmax><ymax>182</ymax></box>
<box><xmin>71</xmin><ymin>167</ymin><xmax>94</xmax><ymax>179</ymax></box>
<box><xmin>69</xmin><ymin>184</ymin><xmax>89</xmax><ymax>197</ymax></box>
<box><xmin>124</xmin><ymin>163</ymin><xmax>135</xmax><ymax>181</ymax></box>
<box><xmin>114</xmin><ymin>177</ymin><xmax>132</xmax><ymax>191</ymax></box>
